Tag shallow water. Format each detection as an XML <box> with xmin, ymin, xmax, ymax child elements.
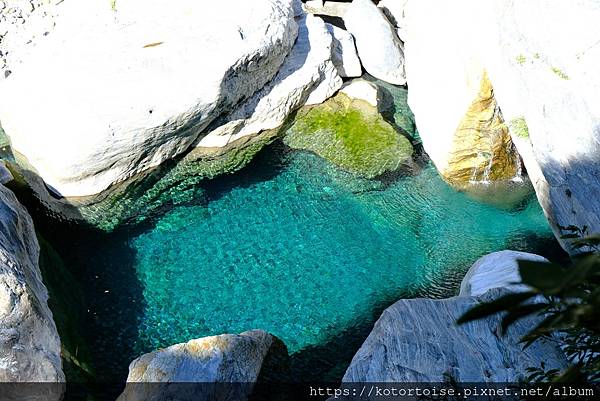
<box><xmin>46</xmin><ymin>140</ymin><xmax>561</xmax><ymax>383</ymax></box>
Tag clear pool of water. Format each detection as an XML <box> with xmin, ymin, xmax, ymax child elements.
<box><xmin>54</xmin><ymin>140</ymin><xmax>559</xmax><ymax>382</ymax></box>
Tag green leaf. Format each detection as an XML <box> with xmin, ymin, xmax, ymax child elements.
<box><xmin>500</xmin><ymin>303</ymin><xmax>548</xmax><ymax>335</ymax></box>
<box><xmin>518</xmin><ymin>260</ymin><xmax>566</xmax><ymax>294</ymax></box>
<box><xmin>456</xmin><ymin>292</ymin><xmax>537</xmax><ymax>325</ymax></box>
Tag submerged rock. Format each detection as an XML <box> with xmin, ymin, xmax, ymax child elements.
<box><xmin>460</xmin><ymin>250</ymin><xmax>548</xmax><ymax>297</ymax></box>
<box><xmin>340</xmin><ymin>287</ymin><xmax>567</xmax><ymax>384</ymax></box>
<box><xmin>284</xmin><ymin>91</ymin><xmax>413</xmax><ymax>179</ymax></box>
<box><xmin>0</xmin><ymin>184</ymin><xmax>64</xmax><ymax>398</ymax></box>
<box><xmin>0</xmin><ymin>0</ymin><xmax>298</xmax><ymax>198</ymax></box>
<box><xmin>344</xmin><ymin>0</ymin><xmax>406</xmax><ymax>85</ymax></box>
<box><xmin>118</xmin><ymin>330</ymin><xmax>288</xmax><ymax>401</ymax></box>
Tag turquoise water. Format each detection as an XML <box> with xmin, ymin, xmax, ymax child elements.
<box><xmin>52</xmin><ymin>139</ymin><xmax>555</xmax><ymax>382</ymax></box>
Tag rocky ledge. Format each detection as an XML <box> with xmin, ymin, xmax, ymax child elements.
<box><xmin>0</xmin><ymin>184</ymin><xmax>64</xmax><ymax>399</ymax></box>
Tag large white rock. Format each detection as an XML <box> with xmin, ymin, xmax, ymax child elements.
<box><xmin>118</xmin><ymin>330</ymin><xmax>285</xmax><ymax>401</ymax></box>
<box><xmin>344</xmin><ymin>0</ymin><xmax>406</xmax><ymax>85</ymax></box>
<box><xmin>0</xmin><ymin>0</ymin><xmax>297</xmax><ymax>198</ymax></box>
<box><xmin>340</xmin><ymin>79</ymin><xmax>379</xmax><ymax>107</ymax></box>
<box><xmin>339</xmin><ymin>288</ymin><xmax>567</xmax><ymax>384</ymax></box>
<box><xmin>0</xmin><ymin>185</ymin><xmax>64</xmax><ymax>397</ymax></box>
<box><xmin>196</xmin><ymin>14</ymin><xmax>342</xmax><ymax>149</ymax></box>
<box><xmin>403</xmin><ymin>0</ymin><xmax>600</xmax><ymax>252</ymax></box>
<box><xmin>378</xmin><ymin>0</ymin><xmax>409</xmax><ymax>41</ymax></box>
<box><xmin>459</xmin><ymin>250</ymin><xmax>548</xmax><ymax>297</ymax></box>
<box><xmin>326</xmin><ymin>23</ymin><xmax>362</xmax><ymax>78</ymax></box>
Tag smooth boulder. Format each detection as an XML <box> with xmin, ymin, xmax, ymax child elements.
<box><xmin>340</xmin><ymin>288</ymin><xmax>567</xmax><ymax>384</ymax></box>
<box><xmin>459</xmin><ymin>250</ymin><xmax>548</xmax><ymax>297</ymax></box>
<box><xmin>0</xmin><ymin>0</ymin><xmax>297</xmax><ymax>198</ymax></box>
<box><xmin>0</xmin><ymin>184</ymin><xmax>64</xmax><ymax>398</ymax></box>
<box><xmin>326</xmin><ymin>23</ymin><xmax>362</xmax><ymax>78</ymax></box>
<box><xmin>118</xmin><ymin>330</ymin><xmax>287</xmax><ymax>401</ymax></box>
<box><xmin>196</xmin><ymin>14</ymin><xmax>342</xmax><ymax>149</ymax></box>
<box><xmin>344</xmin><ymin>0</ymin><xmax>406</xmax><ymax>85</ymax></box>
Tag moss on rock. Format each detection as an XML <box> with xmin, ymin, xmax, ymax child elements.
<box><xmin>509</xmin><ymin>117</ymin><xmax>530</xmax><ymax>139</ymax></box>
<box><xmin>284</xmin><ymin>93</ymin><xmax>413</xmax><ymax>179</ymax></box>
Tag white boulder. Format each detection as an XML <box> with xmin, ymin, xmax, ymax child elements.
<box><xmin>326</xmin><ymin>23</ymin><xmax>362</xmax><ymax>78</ymax></box>
<box><xmin>378</xmin><ymin>0</ymin><xmax>409</xmax><ymax>41</ymax></box>
<box><xmin>344</xmin><ymin>0</ymin><xmax>406</xmax><ymax>85</ymax></box>
<box><xmin>0</xmin><ymin>184</ymin><xmax>64</xmax><ymax>397</ymax></box>
<box><xmin>0</xmin><ymin>0</ymin><xmax>297</xmax><ymax>198</ymax></box>
<box><xmin>197</xmin><ymin>14</ymin><xmax>342</xmax><ymax>149</ymax></box>
<box><xmin>118</xmin><ymin>330</ymin><xmax>285</xmax><ymax>401</ymax></box>
<box><xmin>459</xmin><ymin>250</ymin><xmax>548</xmax><ymax>297</ymax></box>
<box><xmin>340</xmin><ymin>79</ymin><xmax>379</xmax><ymax>107</ymax></box>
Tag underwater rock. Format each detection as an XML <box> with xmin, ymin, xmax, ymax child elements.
<box><xmin>0</xmin><ymin>0</ymin><xmax>298</xmax><ymax>198</ymax></box>
<box><xmin>459</xmin><ymin>250</ymin><xmax>548</xmax><ymax>297</ymax></box>
<box><xmin>340</xmin><ymin>287</ymin><xmax>567</xmax><ymax>383</ymax></box>
<box><xmin>344</xmin><ymin>0</ymin><xmax>406</xmax><ymax>85</ymax></box>
<box><xmin>0</xmin><ymin>184</ymin><xmax>64</xmax><ymax>396</ymax></box>
<box><xmin>326</xmin><ymin>23</ymin><xmax>362</xmax><ymax>78</ymax></box>
<box><xmin>118</xmin><ymin>330</ymin><xmax>287</xmax><ymax>401</ymax></box>
<box><xmin>284</xmin><ymin>91</ymin><xmax>413</xmax><ymax>179</ymax></box>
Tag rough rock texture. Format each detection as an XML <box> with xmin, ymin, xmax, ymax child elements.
<box><xmin>303</xmin><ymin>1</ymin><xmax>349</xmax><ymax>18</ymax></box>
<box><xmin>196</xmin><ymin>14</ymin><xmax>342</xmax><ymax>149</ymax></box>
<box><xmin>344</xmin><ymin>0</ymin><xmax>406</xmax><ymax>85</ymax></box>
<box><xmin>445</xmin><ymin>71</ymin><xmax>520</xmax><ymax>184</ymax></box>
<box><xmin>326</xmin><ymin>23</ymin><xmax>362</xmax><ymax>78</ymax></box>
<box><xmin>0</xmin><ymin>185</ymin><xmax>64</xmax><ymax>395</ymax></box>
<box><xmin>460</xmin><ymin>250</ymin><xmax>548</xmax><ymax>297</ymax></box>
<box><xmin>403</xmin><ymin>0</ymin><xmax>600</xmax><ymax>252</ymax></box>
<box><xmin>340</xmin><ymin>79</ymin><xmax>379</xmax><ymax>107</ymax></box>
<box><xmin>285</xmin><ymin>91</ymin><xmax>413</xmax><ymax>178</ymax></box>
<box><xmin>0</xmin><ymin>0</ymin><xmax>297</xmax><ymax>198</ymax></box>
<box><xmin>377</xmin><ymin>0</ymin><xmax>409</xmax><ymax>41</ymax></box>
<box><xmin>0</xmin><ymin>160</ymin><xmax>12</xmax><ymax>184</ymax></box>
<box><xmin>340</xmin><ymin>288</ymin><xmax>567</xmax><ymax>384</ymax></box>
<box><xmin>118</xmin><ymin>330</ymin><xmax>286</xmax><ymax>401</ymax></box>
<box><xmin>0</xmin><ymin>0</ymin><xmax>60</xmax><ymax>78</ymax></box>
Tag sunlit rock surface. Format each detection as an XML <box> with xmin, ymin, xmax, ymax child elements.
<box><xmin>0</xmin><ymin>0</ymin><xmax>297</xmax><ymax>198</ymax></box>
<box><xmin>0</xmin><ymin>184</ymin><xmax>64</xmax><ymax>398</ymax></box>
<box><xmin>403</xmin><ymin>0</ymin><xmax>600</xmax><ymax>252</ymax></box>
<box><xmin>344</xmin><ymin>0</ymin><xmax>406</xmax><ymax>85</ymax></box>
<box><xmin>326</xmin><ymin>23</ymin><xmax>362</xmax><ymax>78</ymax></box>
<box><xmin>459</xmin><ymin>250</ymin><xmax>548</xmax><ymax>297</ymax></box>
<box><xmin>340</xmin><ymin>288</ymin><xmax>567</xmax><ymax>384</ymax></box>
<box><xmin>118</xmin><ymin>330</ymin><xmax>287</xmax><ymax>401</ymax></box>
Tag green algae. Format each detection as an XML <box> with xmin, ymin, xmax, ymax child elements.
<box><xmin>509</xmin><ymin>117</ymin><xmax>530</xmax><ymax>139</ymax></box>
<box><xmin>284</xmin><ymin>94</ymin><xmax>413</xmax><ymax>179</ymax></box>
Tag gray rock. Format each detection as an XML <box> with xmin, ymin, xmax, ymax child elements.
<box><xmin>0</xmin><ymin>184</ymin><xmax>64</xmax><ymax>399</ymax></box>
<box><xmin>460</xmin><ymin>250</ymin><xmax>548</xmax><ymax>297</ymax></box>
<box><xmin>340</xmin><ymin>288</ymin><xmax>567</xmax><ymax>384</ymax></box>
<box><xmin>0</xmin><ymin>0</ymin><xmax>298</xmax><ymax>198</ymax></box>
<box><xmin>344</xmin><ymin>0</ymin><xmax>406</xmax><ymax>85</ymax></box>
<box><xmin>196</xmin><ymin>14</ymin><xmax>342</xmax><ymax>149</ymax></box>
<box><xmin>118</xmin><ymin>330</ymin><xmax>286</xmax><ymax>401</ymax></box>
<box><xmin>326</xmin><ymin>23</ymin><xmax>362</xmax><ymax>78</ymax></box>
<box><xmin>0</xmin><ymin>160</ymin><xmax>12</xmax><ymax>184</ymax></box>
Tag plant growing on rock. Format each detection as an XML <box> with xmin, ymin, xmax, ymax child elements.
<box><xmin>457</xmin><ymin>228</ymin><xmax>600</xmax><ymax>382</ymax></box>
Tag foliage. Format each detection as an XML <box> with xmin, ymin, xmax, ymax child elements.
<box><xmin>457</xmin><ymin>227</ymin><xmax>600</xmax><ymax>382</ymax></box>
<box><xmin>551</xmin><ymin>66</ymin><xmax>570</xmax><ymax>80</ymax></box>
<box><xmin>509</xmin><ymin>117</ymin><xmax>530</xmax><ymax>139</ymax></box>
<box><xmin>516</xmin><ymin>54</ymin><xmax>527</xmax><ymax>65</ymax></box>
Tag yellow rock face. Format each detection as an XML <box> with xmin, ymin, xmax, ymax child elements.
<box><xmin>443</xmin><ymin>71</ymin><xmax>520</xmax><ymax>184</ymax></box>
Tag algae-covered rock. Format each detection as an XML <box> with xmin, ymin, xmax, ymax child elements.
<box><xmin>284</xmin><ymin>92</ymin><xmax>413</xmax><ymax>178</ymax></box>
<box><xmin>444</xmin><ymin>71</ymin><xmax>520</xmax><ymax>184</ymax></box>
